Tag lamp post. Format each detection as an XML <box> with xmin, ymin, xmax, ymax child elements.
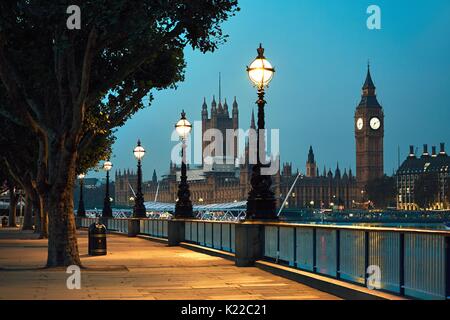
<box><xmin>77</xmin><ymin>173</ymin><xmax>86</xmax><ymax>217</ymax></box>
<box><xmin>102</xmin><ymin>160</ymin><xmax>113</xmax><ymax>218</ymax></box>
<box><xmin>174</xmin><ymin>110</ymin><xmax>194</xmax><ymax>218</ymax></box>
<box><xmin>246</xmin><ymin>44</ymin><xmax>277</xmax><ymax>220</ymax></box>
<box><xmin>133</xmin><ymin>140</ymin><xmax>147</xmax><ymax>218</ymax></box>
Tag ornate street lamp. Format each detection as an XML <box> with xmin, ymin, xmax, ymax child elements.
<box><xmin>133</xmin><ymin>140</ymin><xmax>147</xmax><ymax>218</ymax></box>
<box><xmin>246</xmin><ymin>44</ymin><xmax>277</xmax><ymax>220</ymax></box>
<box><xmin>102</xmin><ymin>160</ymin><xmax>113</xmax><ymax>218</ymax></box>
<box><xmin>77</xmin><ymin>173</ymin><xmax>86</xmax><ymax>217</ymax></box>
<box><xmin>174</xmin><ymin>110</ymin><xmax>194</xmax><ymax>218</ymax></box>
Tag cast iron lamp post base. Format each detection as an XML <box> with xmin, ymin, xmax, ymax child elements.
<box><xmin>133</xmin><ymin>159</ymin><xmax>147</xmax><ymax>218</ymax></box>
<box><xmin>246</xmin><ymin>89</ymin><xmax>278</xmax><ymax>221</ymax></box>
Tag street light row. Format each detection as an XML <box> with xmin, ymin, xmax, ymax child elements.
<box><xmin>77</xmin><ymin>111</ymin><xmax>194</xmax><ymax>219</ymax></box>
<box><xmin>77</xmin><ymin>44</ymin><xmax>278</xmax><ymax>221</ymax></box>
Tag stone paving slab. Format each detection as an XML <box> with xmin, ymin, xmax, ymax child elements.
<box><xmin>0</xmin><ymin>228</ymin><xmax>339</xmax><ymax>300</ymax></box>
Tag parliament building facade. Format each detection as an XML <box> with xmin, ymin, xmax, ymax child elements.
<box><xmin>116</xmin><ymin>67</ymin><xmax>385</xmax><ymax>209</ymax></box>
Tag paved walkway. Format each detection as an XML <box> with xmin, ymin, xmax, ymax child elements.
<box><xmin>0</xmin><ymin>228</ymin><xmax>338</xmax><ymax>300</ymax></box>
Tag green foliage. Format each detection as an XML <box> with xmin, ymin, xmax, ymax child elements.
<box><xmin>0</xmin><ymin>0</ymin><xmax>238</xmax><ymax>175</ymax></box>
<box><xmin>414</xmin><ymin>172</ymin><xmax>439</xmax><ymax>209</ymax></box>
<box><xmin>366</xmin><ymin>175</ymin><xmax>396</xmax><ymax>209</ymax></box>
<box><xmin>0</xmin><ymin>0</ymin><xmax>239</xmax><ymax>180</ymax></box>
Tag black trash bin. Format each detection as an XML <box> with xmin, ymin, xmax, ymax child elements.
<box><xmin>1</xmin><ymin>217</ymin><xmax>7</xmax><ymax>228</ymax></box>
<box><xmin>88</xmin><ymin>222</ymin><xmax>107</xmax><ymax>256</ymax></box>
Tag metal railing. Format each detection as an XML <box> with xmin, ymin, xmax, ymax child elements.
<box><xmin>77</xmin><ymin>217</ymin><xmax>168</xmax><ymax>239</ymax></box>
<box><xmin>139</xmin><ymin>219</ymin><xmax>168</xmax><ymax>238</ymax></box>
<box><xmin>262</xmin><ymin>223</ymin><xmax>450</xmax><ymax>300</ymax></box>
<box><xmin>184</xmin><ymin>220</ymin><xmax>236</xmax><ymax>253</ymax></box>
<box><xmin>75</xmin><ymin>217</ymin><xmax>449</xmax><ymax>300</ymax></box>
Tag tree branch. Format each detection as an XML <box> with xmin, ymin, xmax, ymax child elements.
<box><xmin>73</xmin><ymin>27</ymin><xmax>98</xmax><ymax>134</ymax></box>
<box><xmin>0</xmin><ymin>35</ymin><xmax>50</xmax><ymax>138</ymax></box>
<box><xmin>0</xmin><ymin>107</ymin><xmax>25</xmax><ymax>126</ymax></box>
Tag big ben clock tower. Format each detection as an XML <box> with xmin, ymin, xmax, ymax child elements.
<box><xmin>355</xmin><ymin>65</ymin><xmax>384</xmax><ymax>194</ymax></box>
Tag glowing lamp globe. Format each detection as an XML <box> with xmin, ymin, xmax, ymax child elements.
<box><xmin>103</xmin><ymin>161</ymin><xmax>113</xmax><ymax>172</ymax></box>
<box><xmin>78</xmin><ymin>173</ymin><xmax>86</xmax><ymax>180</ymax></box>
<box><xmin>175</xmin><ymin>110</ymin><xmax>192</xmax><ymax>139</ymax></box>
<box><xmin>247</xmin><ymin>44</ymin><xmax>275</xmax><ymax>89</ymax></box>
<box><xmin>133</xmin><ymin>140</ymin><xmax>146</xmax><ymax>161</ymax></box>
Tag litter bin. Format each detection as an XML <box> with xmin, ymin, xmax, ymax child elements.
<box><xmin>1</xmin><ymin>217</ymin><xmax>7</xmax><ymax>228</ymax></box>
<box><xmin>88</xmin><ymin>222</ymin><xmax>107</xmax><ymax>256</ymax></box>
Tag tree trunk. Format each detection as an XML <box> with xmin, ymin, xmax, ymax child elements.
<box><xmin>33</xmin><ymin>199</ymin><xmax>41</xmax><ymax>234</ymax></box>
<box><xmin>33</xmin><ymin>190</ymin><xmax>48</xmax><ymax>238</ymax></box>
<box><xmin>22</xmin><ymin>194</ymin><xmax>34</xmax><ymax>230</ymax></box>
<box><xmin>45</xmin><ymin>147</ymin><xmax>81</xmax><ymax>267</ymax></box>
<box><xmin>46</xmin><ymin>187</ymin><xmax>81</xmax><ymax>267</ymax></box>
<box><xmin>8</xmin><ymin>186</ymin><xmax>17</xmax><ymax>227</ymax></box>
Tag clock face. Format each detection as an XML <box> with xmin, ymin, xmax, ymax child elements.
<box><xmin>356</xmin><ymin>118</ymin><xmax>364</xmax><ymax>130</ymax></box>
<box><xmin>370</xmin><ymin>117</ymin><xmax>381</xmax><ymax>130</ymax></box>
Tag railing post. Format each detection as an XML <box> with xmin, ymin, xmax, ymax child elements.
<box><xmin>235</xmin><ymin>222</ymin><xmax>264</xmax><ymax>267</ymax></box>
<box><xmin>168</xmin><ymin>219</ymin><xmax>185</xmax><ymax>247</ymax></box>
<box><xmin>204</xmin><ymin>222</ymin><xmax>206</xmax><ymax>246</ymax></box>
<box><xmin>128</xmin><ymin>219</ymin><xmax>140</xmax><ymax>237</ymax></box>
<box><xmin>293</xmin><ymin>227</ymin><xmax>297</xmax><ymax>268</ymax></box>
<box><xmin>445</xmin><ymin>236</ymin><xmax>450</xmax><ymax>300</ymax></box>
<box><xmin>276</xmin><ymin>227</ymin><xmax>280</xmax><ymax>262</ymax></box>
<box><xmin>211</xmin><ymin>223</ymin><xmax>214</xmax><ymax>248</ymax></box>
<box><xmin>399</xmin><ymin>233</ymin><xmax>405</xmax><ymax>296</ymax></box>
<box><xmin>364</xmin><ymin>231</ymin><xmax>370</xmax><ymax>287</ymax></box>
<box><xmin>75</xmin><ymin>217</ymin><xmax>81</xmax><ymax>229</ymax></box>
<box><xmin>336</xmin><ymin>229</ymin><xmax>341</xmax><ymax>280</ymax></box>
<box><xmin>313</xmin><ymin>228</ymin><xmax>317</xmax><ymax>273</ymax></box>
<box><xmin>220</xmin><ymin>223</ymin><xmax>223</xmax><ymax>250</ymax></box>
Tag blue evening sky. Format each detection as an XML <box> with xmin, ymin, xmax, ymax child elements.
<box><xmin>91</xmin><ymin>0</ymin><xmax>450</xmax><ymax>181</ymax></box>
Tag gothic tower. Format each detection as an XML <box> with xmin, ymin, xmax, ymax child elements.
<box><xmin>201</xmin><ymin>94</ymin><xmax>239</xmax><ymax>165</ymax></box>
<box><xmin>355</xmin><ymin>65</ymin><xmax>384</xmax><ymax>192</ymax></box>
<box><xmin>306</xmin><ymin>146</ymin><xmax>317</xmax><ymax>178</ymax></box>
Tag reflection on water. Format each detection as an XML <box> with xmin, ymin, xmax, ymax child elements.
<box><xmin>280</xmin><ymin>209</ymin><xmax>450</xmax><ymax>230</ymax></box>
<box><xmin>284</xmin><ymin>221</ymin><xmax>448</xmax><ymax>230</ymax></box>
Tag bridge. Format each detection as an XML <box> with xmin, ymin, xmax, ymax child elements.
<box><xmin>79</xmin><ymin>201</ymin><xmax>247</xmax><ymax>221</ymax></box>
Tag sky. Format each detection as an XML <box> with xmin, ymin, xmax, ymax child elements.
<box><xmin>89</xmin><ymin>0</ymin><xmax>450</xmax><ymax>181</ymax></box>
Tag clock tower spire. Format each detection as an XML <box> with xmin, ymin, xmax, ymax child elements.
<box><xmin>355</xmin><ymin>64</ymin><xmax>384</xmax><ymax>194</ymax></box>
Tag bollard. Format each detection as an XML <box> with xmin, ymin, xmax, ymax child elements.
<box><xmin>235</xmin><ymin>223</ymin><xmax>264</xmax><ymax>267</ymax></box>
<box><xmin>128</xmin><ymin>219</ymin><xmax>140</xmax><ymax>237</ymax></box>
<box><xmin>168</xmin><ymin>220</ymin><xmax>185</xmax><ymax>247</ymax></box>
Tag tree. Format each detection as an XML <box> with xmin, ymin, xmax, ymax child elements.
<box><xmin>444</xmin><ymin>176</ymin><xmax>450</xmax><ymax>209</ymax></box>
<box><xmin>0</xmin><ymin>1</ymin><xmax>238</xmax><ymax>266</ymax></box>
<box><xmin>0</xmin><ymin>91</ymin><xmax>115</xmax><ymax>236</ymax></box>
<box><xmin>414</xmin><ymin>172</ymin><xmax>439</xmax><ymax>209</ymax></box>
<box><xmin>366</xmin><ymin>176</ymin><xmax>396</xmax><ymax>209</ymax></box>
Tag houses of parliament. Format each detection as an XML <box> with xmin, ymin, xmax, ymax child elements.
<box><xmin>115</xmin><ymin>67</ymin><xmax>385</xmax><ymax>209</ymax></box>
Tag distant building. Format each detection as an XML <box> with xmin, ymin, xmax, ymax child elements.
<box><xmin>115</xmin><ymin>67</ymin><xmax>386</xmax><ymax>209</ymax></box>
<box><xmin>116</xmin><ymin>97</ymin><xmax>361</xmax><ymax>208</ymax></box>
<box><xmin>114</xmin><ymin>169</ymin><xmax>138</xmax><ymax>207</ymax></box>
<box><xmin>202</xmin><ymin>96</ymin><xmax>239</xmax><ymax>163</ymax></box>
<box><xmin>278</xmin><ymin>157</ymin><xmax>358</xmax><ymax>210</ymax></box>
<box><xmin>354</xmin><ymin>65</ymin><xmax>385</xmax><ymax>193</ymax></box>
<box><xmin>396</xmin><ymin>143</ymin><xmax>449</xmax><ymax>210</ymax></box>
